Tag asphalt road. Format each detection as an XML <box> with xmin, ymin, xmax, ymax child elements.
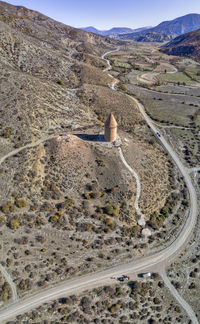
<box><xmin>0</xmin><ymin>51</ymin><xmax>198</xmax><ymax>323</ymax></box>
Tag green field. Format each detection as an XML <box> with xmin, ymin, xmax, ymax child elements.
<box><xmin>158</xmin><ymin>72</ymin><xmax>195</xmax><ymax>85</ymax></box>
<box><xmin>185</xmin><ymin>67</ymin><xmax>200</xmax><ymax>82</ymax></box>
<box><xmin>114</xmin><ymin>61</ymin><xmax>132</xmax><ymax>69</ymax></box>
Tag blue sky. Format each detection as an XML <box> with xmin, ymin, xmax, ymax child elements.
<box><xmin>5</xmin><ymin>0</ymin><xmax>200</xmax><ymax>29</ymax></box>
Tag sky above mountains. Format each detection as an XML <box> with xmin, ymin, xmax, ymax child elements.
<box><xmin>5</xmin><ymin>0</ymin><xmax>200</xmax><ymax>29</ymax></box>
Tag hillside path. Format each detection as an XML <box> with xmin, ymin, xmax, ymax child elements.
<box><xmin>160</xmin><ymin>270</ymin><xmax>199</xmax><ymax>324</ymax></box>
<box><xmin>118</xmin><ymin>147</ymin><xmax>145</xmax><ymax>225</ymax></box>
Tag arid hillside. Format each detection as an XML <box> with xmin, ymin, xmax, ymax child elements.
<box><xmin>0</xmin><ymin>1</ymin><xmax>173</xmax><ymax>304</ymax></box>
<box><xmin>161</xmin><ymin>28</ymin><xmax>200</xmax><ymax>62</ymax></box>
<box><xmin>0</xmin><ymin>0</ymin><xmax>118</xmax><ymax>146</ymax></box>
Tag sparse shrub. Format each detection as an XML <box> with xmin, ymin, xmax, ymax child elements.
<box><xmin>89</xmin><ymin>191</ymin><xmax>98</xmax><ymax>199</ymax></box>
<box><xmin>57</xmin><ymin>80</ymin><xmax>65</xmax><ymax>85</ymax></box>
<box><xmin>103</xmin><ymin>204</ymin><xmax>114</xmax><ymax>215</ymax></box>
<box><xmin>105</xmin><ymin>217</ymin><xmax>115</xmax><ymax>229</ymax></box>
<box><xmin>1</xmin><ymin>127</ymin><xmax>11</xmax><ymax>138</ymax></box>
<box><xmin>83</xmin><ymin>193</ymin><xmax>90</xmax><ymax>200</ymax></box>
<box><xmin>115</xmin><ymin>287</ymin><xmax>123</xmax><ymax>296</ymax></box>
<box><xmin>18</xmin><ymin>115</ymin><xmax>24</xmax><ymax>121</ymax></box>
<box><xmin>174</xmin><ymin>306</ymin><xmax>181</xmax><ymax>313</ymax></box>
<box><xmin>103</xmin><ymin>204</ymin><xmax>119</xmax><ymax>216</ymax></box>
<box><xmin>60</xmin><ymin>197</ymin><xmax>74</xmax><ymax>209</ymax></box>
<box><xmin>129</xmin><ymin>226</ymin><xmax>140</xmax><ymax>236</ymax></box>
<box><xmin>18</xmin><ymin>279</ymin><xmax>32</xmax><ymax>291</ymax></box>
<box><xmin>0</xmin><ymin>215</ymin><xmax>5</xmax><ymax>226</ymax></box>
<box><xmin>109</xmin><ymin>303</ymin><xmax>120</xmax><ymax>313</ymax></box>
<box><xmin>8</xmin><ymin>219</ymin><xmax>19</xmax><ymax>230</ymax></box>
<box><xmin>153</xmin><ymin>297</ymin><xmax>160</xmax><ymax>304</ymax></box>
<box><xmin>188</xmin><ymin>282</ymin><xmax>195</xmax><ymax>289</ymax></box>
<box><xmin>1</xmin><ymin>201</ymin><xmax>15</xmax><ymax>214</ymax></box>
<box><xmin>15</xmin><ymin>198</ymin><xmax>27</xmax><ymax>208</ymax></box>
<box><xmin>95</xmin><ymin>158</ymin><xmax>105</xmax><ymax>167</ymax></box>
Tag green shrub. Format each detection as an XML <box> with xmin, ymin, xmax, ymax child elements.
<box><xmin>1</xmin><ymin>127</ymin><xmax>11</xmax><ymax>138</ymax></box>
<box><xmin>118</xmin><ymin>83</ymin><xmax>128</xmax><ymax>93</ymax></box>
<box><xmin>8</xmin><ymin>219</ymin><xmax>19</xmax><ymax>230</ymax></box>
<box><xmin>103</xmin><ymin>204</ymin><xmax>119</xmax><ymax>216</ymax></box>
<box><xmin>95</xmin><ymin>158</ymin><xmax>105</xmax><ymax>167</ymax></box>
<box><xmin>15</xmin><ymin>198</ymin><xmax>27</xmax><ymax>208</ymax></box>
<box><xmin>153</xmin><ymin>297</ymin><xmax>161</xmax><ymax>304</ymax></box>
<box><xmin>2</xmin><ymin>290</ymin><xmax>9</xmax><ymax>303</ymax></box>
<box><xmin>109</xmin><ymin>303</ymin><xmax>120</xmax><ymax>313</ymax></box>
<box><xmin>103</xmin><ymin>204</ymin><xmax>113</xmax><ymax>215</ymax></box>
<box><xmin>57</xmin><ymin>80</ymin><xmax>65</xmax><ymax>86</ymax></box>
<box><xmin>1</xmin><ymin>201</ymin><xmax>15</xmax><ymax>214</ymax></box>
<box><xmin>105</xmin><ymin>217</ymin><xmax>115</xmax><ymax>229</ymax></box>
<box><xmin>89</xmin><ymin>191</ymin><xmax>98</xmax><ymax>199</ymax></box>
<box><xmin>61</xmin><ymin>197</ymin><xmax>74</xmax><ymax>208</ymax></box>
<box><xmin>0</xmin><ymin>215</ymin><xmax>5</xmax><ymax>226</ymax></box>
<box><xmin>18</xmin><ymin>115</ymin><xmax>24</xmax><ymax>121</ymax></box>
<box><xmin>174</xmin><ymin>306</ymin><xmax>181</xmax><ymax>313</ymax></box>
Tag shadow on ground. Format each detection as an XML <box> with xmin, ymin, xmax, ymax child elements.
<box><xmin>75</xmin><ymin>134</ymin><xmax>105</xmax><ymax>142</ymax></box>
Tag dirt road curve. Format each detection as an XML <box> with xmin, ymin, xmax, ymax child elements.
<box><xmin>137</xmin><ymin>62</ymin><xmax>177</xmax><ymax>85</ymax></box>
<box><xmin>0</xmin><ymin>51</ymin><xmax>198</xmax><ymax>323</ymax></box>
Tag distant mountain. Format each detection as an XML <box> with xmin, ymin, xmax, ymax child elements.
<box><xmin>82</xmin><ymin>26</ymin><xmax>103</xmax><ymax>34</ymax></box>
<box><xmin>81</xmin><ymin>26</ymin><xmax>151</xmax><ymax>36</ymax></box>
<box><xmin>118</xmin><ymin>13</ymin><xmax>200</xmax><ymax>42</ymax></box>
<box><xmin>160</xmin><ymin>28</ymin><xmax>200</xmax><ymax>62</ymax></box>
<box><xmin>103</xmin><ymin>27</ymin><xmax>136</xmax><ymax>36</ymax></box>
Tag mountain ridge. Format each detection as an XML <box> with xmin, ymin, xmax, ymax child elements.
<box><xmin>81</xmin><ymin>26</ymin><xmax>151</xmax><ymax>36</ymax></box>
<box><xmin>118</xmin><ymin>13</ymin><xmax>200</xmax><ymax>42</ymax></box>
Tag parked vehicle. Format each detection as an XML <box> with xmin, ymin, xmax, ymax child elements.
<box><xmin>138</xmin><ymin>272</ymin><xmax>151</xmax><ymax>278</ymax></box>
<box><xmin>117</xmin><ymin>275</ymin><xmax>130</xmax><ymax>282</ymax></box>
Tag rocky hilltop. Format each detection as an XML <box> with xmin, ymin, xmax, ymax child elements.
<box><xmin>160</xmin><ymin>28</ymin><xmax>200</xmax><ymax>62</ymax></box>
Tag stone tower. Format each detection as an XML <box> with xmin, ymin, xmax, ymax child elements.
<box><xmin>104</xmin><ymin>113</ymin><xmax>117</xmax><ymax>142</ymax></box>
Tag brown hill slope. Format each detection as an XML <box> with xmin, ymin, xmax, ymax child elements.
<box><xmin>0</xmin><ymin>1</ymin><xmax>118</xmax><ymax>147</ymax></box>
<box><xmin>0</xmin><ymin>1</ymin><xmax>114</xmax><ymax>54</ymax></box>
<box><xmin>160</xmin><ymin>28</ymin><xmax>200</xmax><ymax>62</ymax></box>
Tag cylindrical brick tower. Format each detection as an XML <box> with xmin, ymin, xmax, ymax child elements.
<box><xmin>104</xmin><ymin>113</ymin><xmax>117</xmax><ymax>142</ymax></box>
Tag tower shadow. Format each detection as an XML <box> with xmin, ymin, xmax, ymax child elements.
<box><xmin>75</xmin><ymin>134</ymin><xmax>105</xmax><ymax>142</ymax></box>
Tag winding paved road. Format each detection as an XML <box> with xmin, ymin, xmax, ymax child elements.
<box><xmin>0</xmin><ymin>50</ymin><xmax>199</xmax><ymax>323</ymax></box>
